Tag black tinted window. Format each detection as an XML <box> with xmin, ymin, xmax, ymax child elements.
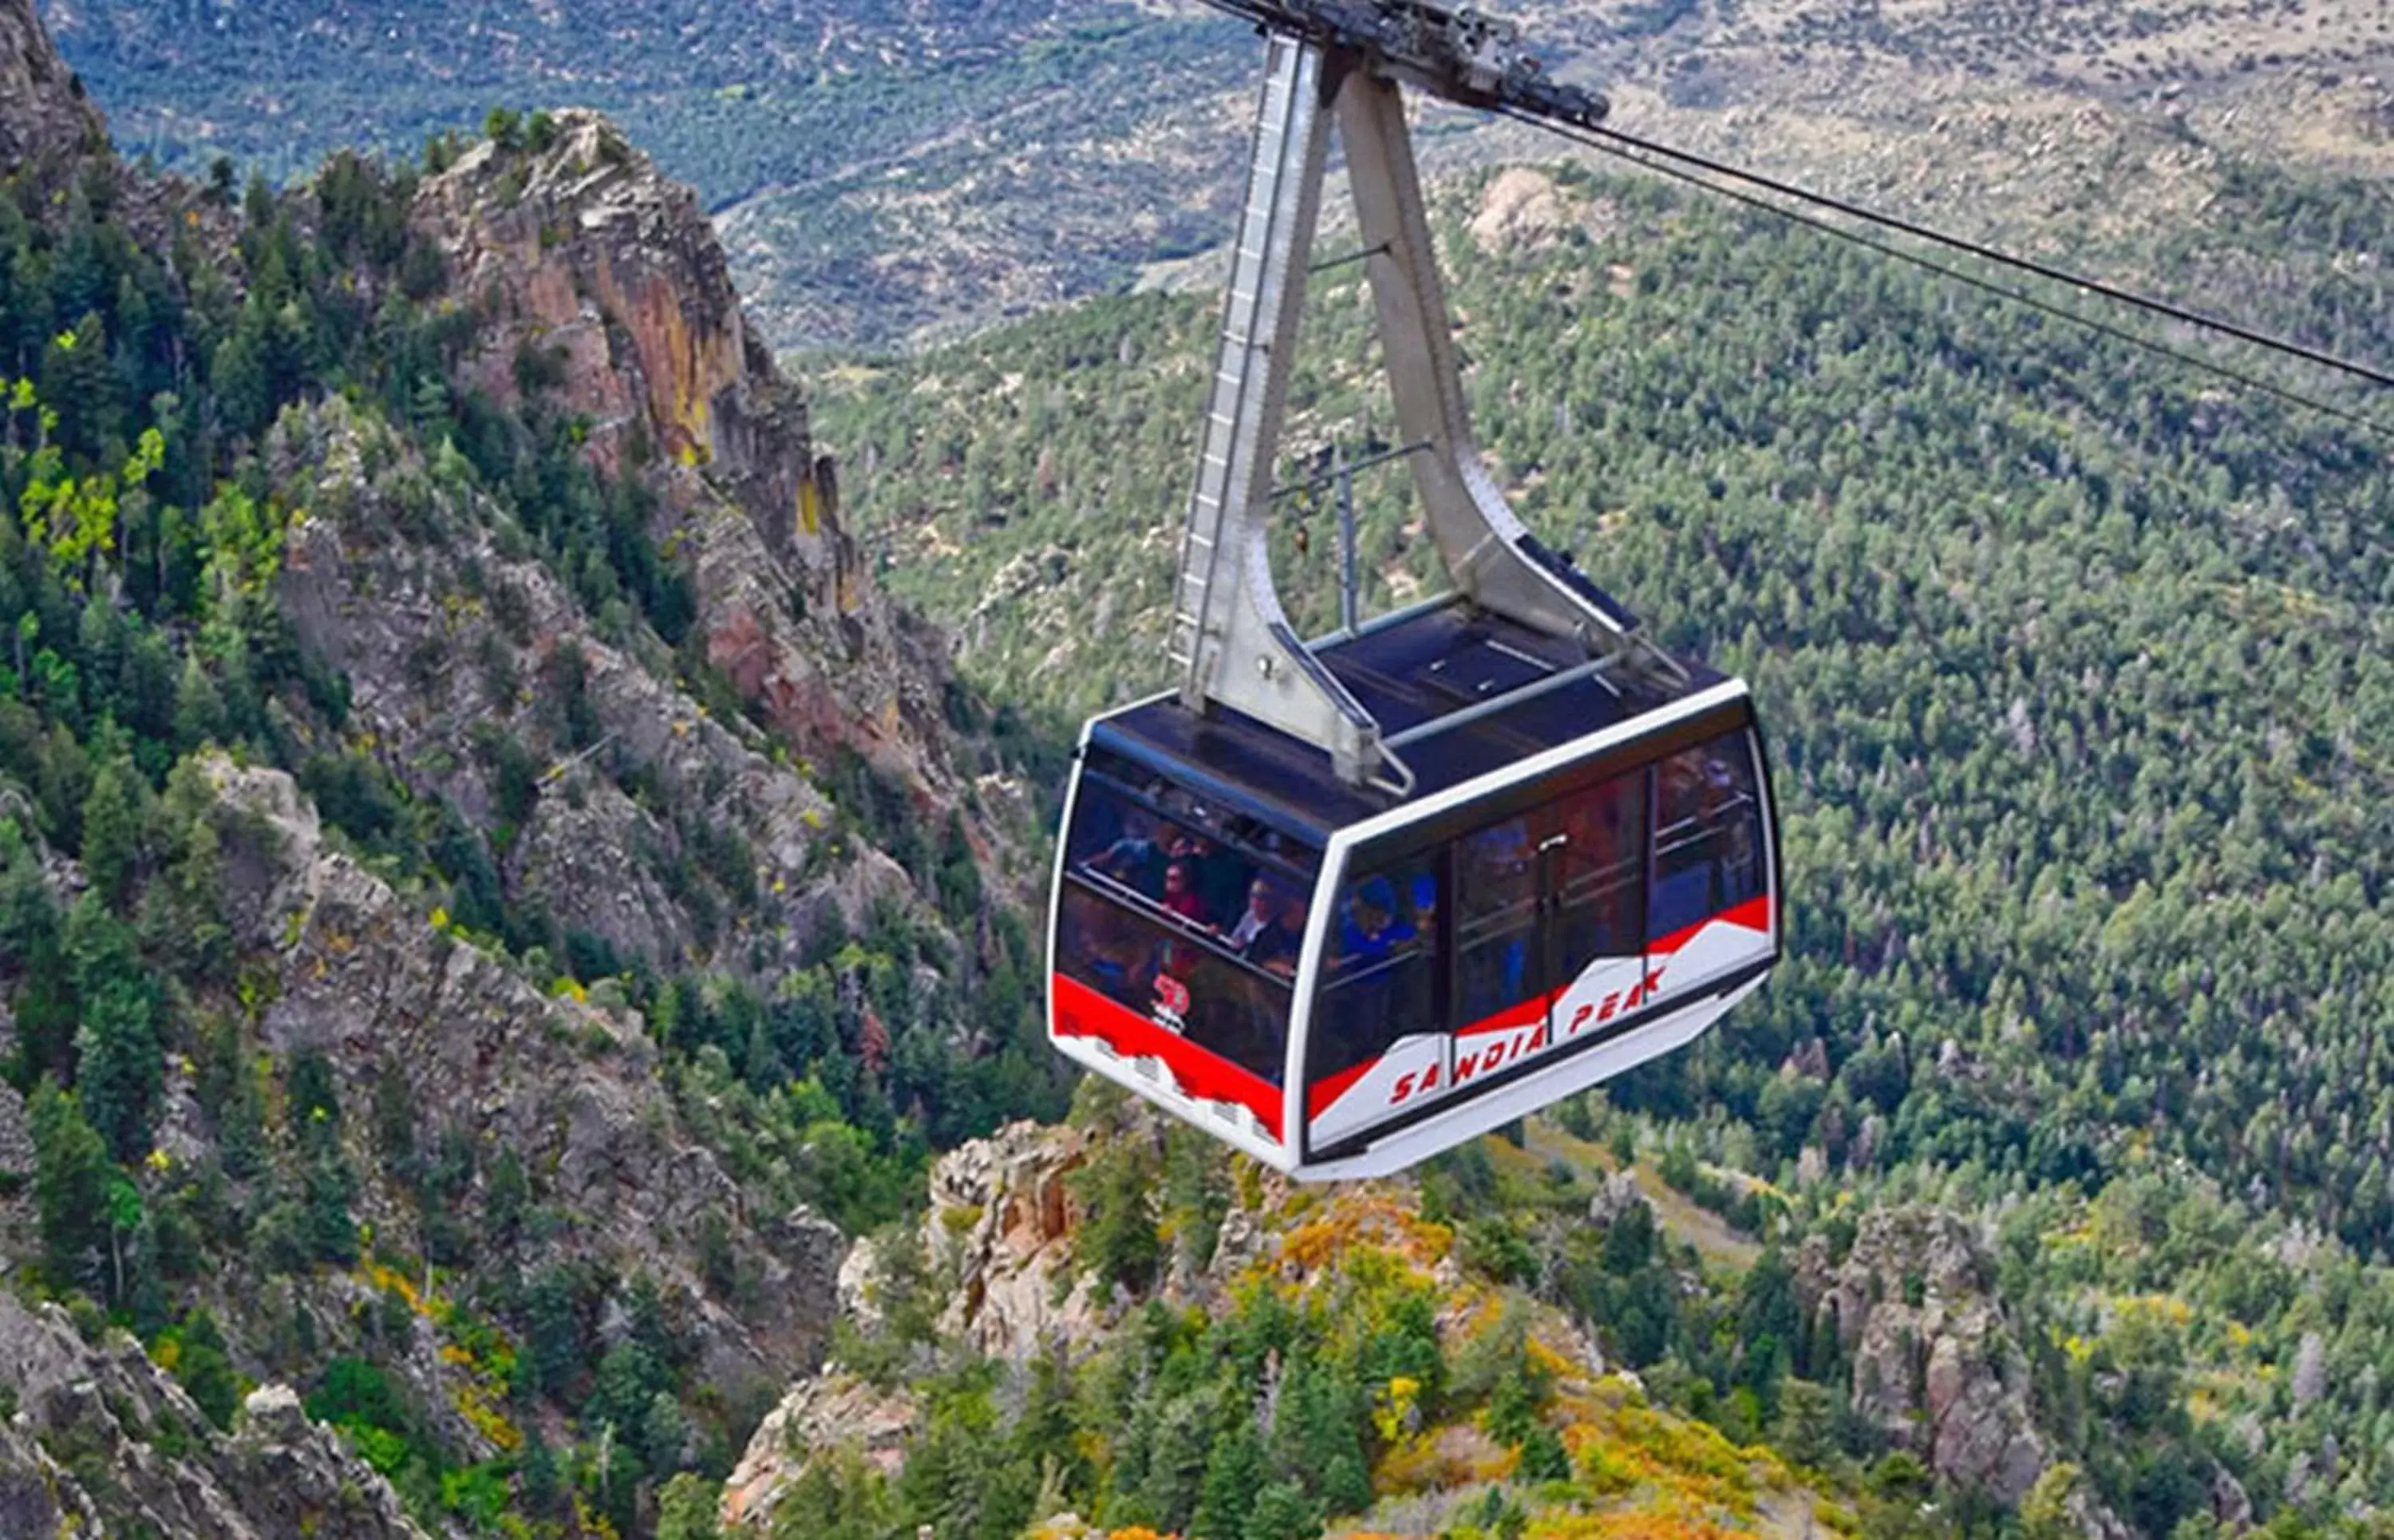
<box><xmin>1055</xmin><ymin>885</ymin><xmax>1290</xmax><ymax>1084</ymax></box>
<box><xmin>1312</xmin><ymin>860</ymin><xmax>1440</xmax><ymax>1088</ymax></box>
<box><xmin>1649</xmin><ymin>730</ymin><xmax>1764</xmax><ymax>941</ymax></box>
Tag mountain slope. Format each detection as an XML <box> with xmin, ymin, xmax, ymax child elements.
<box><xmin>808</xmin><ymin>159</ymin><xmax>2394</xmax><ymax>1526</ymax></box>
<box><xmin>0</xmin><ymin>0</ymin><xmax>1071</xmax><ymax>1530</ymax></box>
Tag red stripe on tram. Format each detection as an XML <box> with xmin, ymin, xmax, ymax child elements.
<box><xmin>1306</xmin><ymin>1057</ymin><xmax>1377</xmax><ymax>1120</ymax></box>
<box><xmin>1052</xmin><ymin>973</ymin><xmax>1284</xmax><ymax>1140</ymax></box>
<box><xmin>1456</xmin><ymin>989</ymin><xmax>1563</xmax><ymax>1039</ymax></box>
<box><xmin>1306</xmin><ymin>895</ymin><xmax>1778</xmax><ymax>1125</ymax></box>
<box><xmin>1649</xmin><ymin>894</ymin><xmax>1772</xmax><ymax>958</ymax></box>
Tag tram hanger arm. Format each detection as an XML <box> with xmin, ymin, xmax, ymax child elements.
<box><xmin>1185</xmin><ymin>0</ymin><xmax>1609</xmax><ymax>129</ymax></box>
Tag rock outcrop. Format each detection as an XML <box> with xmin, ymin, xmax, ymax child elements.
<box><xmin>0</xmin><ymin>1293</ymin><xmax>422</xmax><ymax>1537</ymax></box>
<box><xmin>1797</xmin><ymin>1208</ymin><xmax>2046</xmax><ymax>1502</ymax></box>
<box><xmin>719</xmin><ymin>1370</ymin><xmax>921</xmax><ymax>1530</ymax></box>
<box><xmin>273</xmin><ymin>400</ymin><xmax>914</xmax><ymax>973</ymax></box>
<box><xmin>410</xmin><ymin>110</ymin><xmax>956</xmax><ymax>794</ymax></box>
<box><xmin>724</xmin><ymin>1121</ymin><xmax>1110</xmax><ymax>1531</ymax></box>
<box><xmin>725</xmin><ymin>1115</ymin><xmax>1452</xmax><ymax>1532</ymax></box>
<box><xmin>0</xmin><ymin>0</ymin><xmax>105</xmax><ymax>173</ymax></box>
<box><xmin>926</xmin><ymin>1119</ymin><xmax>1102</xmax><ymax>1358</ymax></box>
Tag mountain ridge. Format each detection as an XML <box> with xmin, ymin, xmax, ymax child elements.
<box><xmin>35</xmin><ymin>0</ymin><xmax>2394</xmax><ymax>350</ymax></box>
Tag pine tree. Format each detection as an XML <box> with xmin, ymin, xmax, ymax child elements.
<box><xmin>1519</xmin><ymin>1424</ymin><xmax>1570</xmax><ymax>1483</ymax></box>
<box><xmin>176</xmin><ymin>1308</ymin><xmax>239</xmax><ymax>1429</ymax></box>
<box><xmin>0</xmin><ymin>825</ymin><xmax>76</xmax><ymax>1084</ymax></box>
<box><xmin>656</xmin><ymin>1472</ymin><xmax>722</xmax><ymax>1540</ymax></box>
<box><xmin>77</xmin><ymin>756</ymin><xmax>140</xmax><ymax>909</ymax></box>
<box><xmin>1243</xmin><ymin>1479</ymin><xmax>1317</xmax><ymax>1540</ymax></box>
<box><xmin>1013</xmin><ymin>1347</ymin><xmax>1088</xmax><ymax>1501</ymax></box>
<box><xmin>1191</xmin><ymin>1420</ymin><xmax>1265</xmax><ymax>1540</ymax></box>
<box><xmin>172</xmin><ymin>655</ymin><xmax>224</xmax><ymax>748</ymax></box>
<box><xmin>28</xmin><ymin>1079</ymin><xmax>112</xmax><ymax>1297</ymax></box>
<box><xmin>1076</xmin><ymin>1136</ymin><xmax>1162</xmax><ymax>1296</ymax></box>
<box><xmin>73</xmin><ymin>959</ymin><xmax>160</xmax><ymax>1162</ymax></box>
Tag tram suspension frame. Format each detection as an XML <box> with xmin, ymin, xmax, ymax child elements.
<box><xmin>1167</xmin><ymin>26</ymin><xmax>1679</xmax><ymax>793</ymax></box>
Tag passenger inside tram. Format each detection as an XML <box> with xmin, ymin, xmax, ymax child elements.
<box><xmin>1245</xmin><ymin>895</ymin><xmax>1306</xmax><ymax>977</ymax></box>
<box><xmin>1093</xmin><ymin>812</ymin><xmax>1171</xmax><ymax>899</ymax></box>
<box><xmin>1160</xmin><ymin>861</ymin><xmax>1211</xmax><ymax>927</ymax></box>
<box><xmin>1335</xmin><ymin>876</ymin><xmax>1413</xmax><ymax>969</ymax></box>
<box><xmin>1226</xmin><ymin>879</ymin><xmax>1280</xmax><ymax>952</ymax></box>
<box><xmin>1063</xmin><ymin>776</ymin><xmax>1308</xmax><ymax>1087</ymax></box>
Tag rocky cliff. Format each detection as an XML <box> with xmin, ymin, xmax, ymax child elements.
<box><xmin>0</xmin><ymin>1292</ymin><xmax>422</xmax><ymax>1538</ymax></box>
<box><xmin>1798</xmin><ymin>1208</ymin><xmax>2049</xmax><ymax>1502</ymax></box>
<box><xmin>1</xmin><ymin>0</ymin><xmax>104</xmax><ymax>172</ymax></box>
<box><xmin>409</xmin><ymin>109</ymin><xmax>954</xmax><ymax>796</ymax></box>
<box><xmin>180</xmin><ymin>748</ymin><xmax>847</xmax><ymax>1396</ymax></box>
<box><xmin>0</xmin><ymin>0</ymin><xmax>1049</xmax><ymax>1528</ymax></box>
<box><xmin>273</xmin><ymin>397</ymin><xmax>916</xmax><ymax>974</ymax></box>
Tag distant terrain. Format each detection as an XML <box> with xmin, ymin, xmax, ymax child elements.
<box><xmin>38</xmin><ymin>0</ymin><xmax>2394</xmax><ymax>350</ymax></box>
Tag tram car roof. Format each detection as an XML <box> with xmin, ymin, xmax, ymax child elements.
<box><xmin>1091</xmin><ymin>597</ymin><xmax>1731</xmax><ymax>845</ymax></box>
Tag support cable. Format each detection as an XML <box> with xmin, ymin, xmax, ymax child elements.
<box><xmin>1500</xmin><ymin>108</ymin><xmax>2394</xmax><ymax>440</ymax></box>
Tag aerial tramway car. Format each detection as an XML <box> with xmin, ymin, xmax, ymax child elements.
<box><xmin>1047</xmin><ymin>0</ymin><xmax>1780</xmax><ymax>1179</ymax></box>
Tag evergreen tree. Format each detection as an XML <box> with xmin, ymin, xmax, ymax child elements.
<box><xmin>69</xmin><ymin>906</ymin><xmax>161</xmax><ymax>1162</ymax></box>
<box><xmin>28</xmin><ymin>1079</ymin><xmax>112</xmax><ymax>1297</ymax></box>
<box><xmin>176</xmin><ymin>1309</ymin><xmax>240</xmax><ymax>1430</ymax></box>
<box><xmin>0</xmin><ymin>824</ymin><xmax>76</xmax><ymax>1084</ymax></box>
<box><xmin>1191</xmin><ymin>1420</ymin><xmax>1266</xmax><ymax>1540</ymax></box>
<box><xmin>1243</xmin><ymin>1479</ymin><xmax>1317</xmax><ymax>1540</ymax></box>
<box><xmin>1518</xmin><ymin>1424</ymin><xmax>1570</xmax><ymax>1483</ymax></box>
<box><xmin>77</xmin><ymin>755</ymin><xmax>140</xmax><ymax>907</ymax></box>
<box><xmin>655</xmin><ymin>1472</ymin><xmax>722</xmax><ymax>1540</ymax></box>
<box><xmin>1075</xmin><ymin>1135</ymin><xmax>1161</xmax><ymax>1296</ymax></box>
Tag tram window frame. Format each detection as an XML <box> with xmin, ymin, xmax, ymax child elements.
<box><xmin>1452</xmin><ymin>815</ymin><xmax>1540</xmax><ymax>1032</ymax></box>
<box><xmin>1648</xmin><ymin>730</ymin><xmax>1766</xmax><ymax>942</ymax></box>
<box><xmin>1055</xmin><ymin>876</ymin><xmax>1295</xmax><ymax>1087</ymax></box>
<box><xmin>1551</xmin><ymin>769</ymin><xmax>1648</xmax><ymax>980</ymax></box>
<box><xmin>1071</xmin><ymin>755</ymin><xmax>1322</xmax><ymax>890</ymax></box>
<box><xmin>1308</xmin><ymin>859</ymin><xmax>1444</xmax><ymax>1093</ymax></box>
<box><xmin>1067</xmin><ymin>770</ymin><xmax>1316</xmax><ymax>935</ymax></box>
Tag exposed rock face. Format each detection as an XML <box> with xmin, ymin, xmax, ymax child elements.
<box><xmin>198</xmin><ymin>751</ymin><xmax>845</xmax><ymax>1391</ymax></box>
<box><xmin>0</xmin><ymin>1293</ymin><xmax>423</xmax><ymax>1537</ymax></box>
<box><xmin>1798</xmin><ymin>1207</ymin><xmax>2047</xmax><ymax>1503</ymax></box>
<box><xmin>410</xmin><ymin>109</ymin><xmax>954</xmax><ymax>792</ymax></box>
<box><xmin>926</xmin><ymin>1119</ymin><xmax>1103</xmax><ymax>1358</ymax></box>
<box><xmin>1467</xmin><ymin>167</ymin><xmax>1620</xmax><ymax>256</ymax></box>
<box><xmin>727</xmin><ymin>1116</ymin><xmax>1452</xmax><ymax>1533</ymax></box>
<box><xmin>0</xmin><ymin>0</ymin><xmax>105</xmax><ymax>173</ymax></box>
<box><xmin>273</xmin><ymin>400</ymin><xmax>917</xmax><ymax>973</ymax></box>
<box><xmin>1586</xmin><ymin>1168</ymin><xmax>1649</xmax><ymax>1228</ymax></box>
<box><xmin>719</xmin><ymin>1370</ymin><xmax>920</xmax><ymax>1530</ymax></box>
<box><xmin>725</xmin><ymin>1121</ymin><xmax>1104</xmax><ymax>1533</ymax></box>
